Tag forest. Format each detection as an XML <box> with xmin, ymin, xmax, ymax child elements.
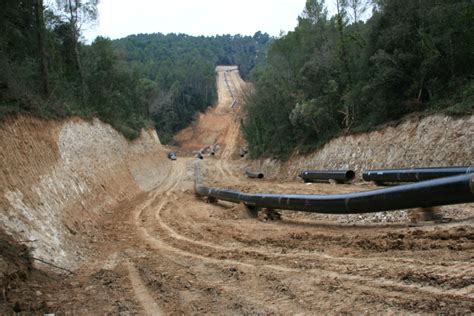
<box><xmin>113</xmin><ymin>32</ymin><xmax>269</xmax><ymax>142</ymax></box>
<box><xmin>0</xmin><ymin>0</ymin><xmax>269</xmax><ymax>141</ymax></box>
<box><xmin>1</xmin><ymin>0</ymin><xmax>472</xmax><ymax>151</ymax></box>
<box><xmin>242</xmin><ymin>0</ymin><xmax>474</xmax><ymax>157</ymax></box>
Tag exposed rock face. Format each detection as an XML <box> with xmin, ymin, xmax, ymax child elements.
<box><xmin>0</xmin><ymin>117</ymin><xmax>169</xmax><ymax>269</ymax></box>
<box><xmin>252</xmin><ymin>114</ymin><xmax>474</xmax><ymax>180</ymax></box>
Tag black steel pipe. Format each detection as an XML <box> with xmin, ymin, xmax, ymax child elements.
<box><xmin>363</xmin><ymin>166</ymin><xmax>474</xmax><ymax>183</ymax></box>
<box><xmin>245</xmin><ymin>171</ymin><xmax>264</xmax><ymax>179</ymax></box>
<box><xmin>195</xmin><ymin>164</ymin><xmax>474</xmax><ymax>214</ymax></box>
<box><xmin>299</xmin><ymin>170</ymin><xmax>355</xmax><ymax>183</ymax></box>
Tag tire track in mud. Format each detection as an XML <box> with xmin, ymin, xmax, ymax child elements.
<box><xmin>129</xmin><ymin>161</ymin><xmax>472</xmax><ymax>313</ymax></box>
<box><xmin>219</xmin><ymin>70</ymin><xmax>242</xmax><ymax>160</ymax></box>
<box><xmin>214</xmin><ymin>159</ymin><xmax>242</xmax><ymax>184</ymax></box>
<box><xmin>126</xmin><ymin>163</ymin><xmax>473</xmax><ymax>312</ymax></box>
<box><xmin>227</xmin><ymin>68</ymin><xmax>246</xmax><ymax>104</ymax></box>
<box><xmin>220</xmin><ymin>122</ymin><xmax>239</xmax><ymax>160</ymax></box>
<box><xmin>125</xmin><ymin>66</ymin><xmax>473</xmax><ymax>313</ymax></box>
<box><xmin>125</xmin><ymin>159</ymin><xmax>188</xmax><ymax>313</ymax></box>
<box><xmin>126</xmin><ymin>262</ymin><xmax>163</xmax><ymax>316</ymax></box>
<box><xmin>158</xmin><ymin>201</ymin><xmax>473</xmax><ymax>287</ymax></box>
<box><xmin>132</xmin><ymin>161</ymin><xmax>308</xmax><ymax>314</ymax></box>
<box><xmin>153</xmin><ymin>200</ymin><xmax>474</xmax><ymax>302</ymax></box>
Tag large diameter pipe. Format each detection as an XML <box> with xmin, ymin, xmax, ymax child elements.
<box><xmin>363</xmin><ymin>166</ymin><xmax>474</xmax><ymax>183</ymax></box>
<box><xmin>299</xmin><ymin>170</ymin><xmax>355</xmax><ymax>183</ymax></box>
<box><xmin>195</xmin><ymin>164</ymin><xmax>474</xmax><ymax>214</ymax></box>
<box><xmin>245</xmin><ymin>171</ymin><xmax>264</xmax><ymax>179</ymax></box>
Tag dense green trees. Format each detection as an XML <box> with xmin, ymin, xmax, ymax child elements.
<box><xmin>0</xmin><ymin>0</ymin><xmax>147</xmax><ymax>136</ymax></box>
<box><xmin>1</xmin><ymin>0</ymin><xmax>41</xmax><ymax>113</ymax></box>
<box><xmin>243</xmin><ymin>0</ymin><xmax>474</xmax><ymax>158</ymax></box>
<box><xmin>111</xmin><ymin>32</ymin><xmax>269</xmax><ymax>142</ymax></box>
<box><xmin>0</xmin><ymin>1</ymin><xmax>269</xmax><ymax>141</ymax></box>
<box><xmin>4</xmin><ymin>0</ymin><xmax>469</xmax><ymax>150</ymax></box>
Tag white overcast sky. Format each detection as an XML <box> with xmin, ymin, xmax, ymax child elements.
<box><xmin>81</xmin><ymin>0</ymin><xmax>338</xmax><ymax>42</ymax></box>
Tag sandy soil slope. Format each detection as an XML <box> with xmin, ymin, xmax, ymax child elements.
<box><xmin>1</xmin><ymin>66</ymin><xmax>473</xmax><ymax>314</ymax></box>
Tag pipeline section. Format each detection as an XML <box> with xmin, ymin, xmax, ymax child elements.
<box><xmin>363</xmin><ymin>166</ymin><xmax>474</xmax><ymax>183</ymax></box>
<box><xmin>224</xmin><ymin>70</ymin><xmax>237</xmax><ymax>108</ymax></box>
<box><xmin>245</xmin><ymin>171</ymin><xmax>264</xmax><ymax>179</ymax></box>
<box><xmin>195</xmin><ymin>163</ymin><xmax>474</xmax><ymax>214</ymax></box>
<box><xmin>299</xmin><ymin>170</ymin><xmax>355</xmax><ymax>183</ymax></box>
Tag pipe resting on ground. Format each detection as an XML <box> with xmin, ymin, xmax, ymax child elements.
<box><xmin>195</xmin><ymin>162</ymin><xmax>474</xmax><ymax>214</ymax></box>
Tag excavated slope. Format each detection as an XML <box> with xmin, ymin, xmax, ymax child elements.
<box><xmin>0</xmin><ymin>116</ymin><xmax>170</xmax><ymax>269</ymax></box>
<box><xmin>250</xmin><ymin>114</ymin><xmax>474</xmax><ymax>180</ymax></box>
<box><xmin>0</xmin><ymin>66</ymin><xmax>473</xmax><ymax>314</ymax></box>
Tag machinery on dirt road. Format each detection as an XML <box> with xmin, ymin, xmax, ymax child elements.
<box><xmin>167</xmin><ymin>152</ymin><xmax>177</xmax><ymax>160</ymax></box>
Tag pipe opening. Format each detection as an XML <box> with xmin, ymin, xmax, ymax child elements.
<box><xmin>299</xmin><ymin>169</ymin><xmax>355</xmax><ymax>183</ymax></box>
<box><xmin>345</xmin><ymin>170</ymin><xmax>356</xmax><ymax>181</ymax></box>
<box><xmin>245</xmin><ymin>171</ymin><xmax>265</xmax><ymax>179</ymax></box>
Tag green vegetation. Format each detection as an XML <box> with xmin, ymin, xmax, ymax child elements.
<box><xmin>0</xmin><ymin>0</ymin><xmax>149</xmax><ymax>138</ymax></box>
<box><xmin>242</xmin><ymin>0</ymin><xmax>474</xmax><ymax>158</ymax></box>
<box><xmin>113</xmin><ymin>32</ymin><xmax>270</xmax><ymax>142</ymax></box>
<box><xmin>0</xmin><ymin>0</ymin><xmax>269</xmax><ymax>141</ymax></box>
<box><xmin>3</xmin><ymin>0</ymin><xmax>471</xmax><ymax>149</ymax></box>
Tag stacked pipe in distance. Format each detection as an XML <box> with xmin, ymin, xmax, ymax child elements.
<box><xmin>195</xmin><ymin>163</ymin><xmax>474</xmax><ymax>214</ymax></box>
<box><xmin>245</xmin><ymin>171</ymin><xmax>264</xmax><ymax>179</ymax></box>
<box><xmin>363</xmin><ymin>166</ymin><xmax>474</xmax><ymax>183</ymax></box>
<box><xmin>299</xmin><ymin>170</ymin><xmax>355</xmax><ymax>183</ymax></box>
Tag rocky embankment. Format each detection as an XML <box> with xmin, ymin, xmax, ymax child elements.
<box><xmin>241</xmin><ymin>113</ymin><xmax>473</xmax><ymax>224</ymax></box>
<box><xmin>0</xmin><ymin>116</ymin><xmax>170</xmax><ymax>270</ymax></box>
<box><xmin>251</xmin><ymin>114</ymin><xmax>473</xmax><ymax>180</ymax></box>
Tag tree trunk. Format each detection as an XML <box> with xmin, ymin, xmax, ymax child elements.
<box><xmin>336</xmin><ymin>0</ymin><xmax>353</xmax><ymax>128</ymax></box>
<box><xmin>35</xmin><ymin>0</ymin><xmax>49</xmax><ymax>96</ymax></box>
<box><xmin>68</xmin><ymin>0</ymin><xmax>85</xmax><ymax>99</ymax></box>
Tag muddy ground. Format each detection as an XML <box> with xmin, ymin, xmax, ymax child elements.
<box><xmin>1</xmin><ymin>66</ymin><xmax>473</xmax><ymax>314</ymax></box>
<box><xmin>3</xmin><ymin>157</ymin><xmax>473</xmax><ymax>315</ymax></box>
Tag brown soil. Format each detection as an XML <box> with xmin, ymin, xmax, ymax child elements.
<box><xmin>1</xmin><ymin>66</ymin><xmax>473</xmax><ymax>314</ymax></box>
<box><xmin>175</xmin><ymin>66</ymin><xmax>248</xmax><ymax>159</ymax></box>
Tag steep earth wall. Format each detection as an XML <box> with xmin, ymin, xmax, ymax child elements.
<box><xmin>250</xmin><ymin>114</ymin><xmax>474</xmax><ymax>180</ymax></box>
<box><xmin>0</xmin><ymin>116</ymin><xmax>170</xmax><ymax>270</ymax></box>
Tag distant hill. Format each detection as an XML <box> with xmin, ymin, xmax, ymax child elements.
<box><xmin>112</xmin><ymin>32</ymin><xmax>271</xmax><ymax>142</ymax></box>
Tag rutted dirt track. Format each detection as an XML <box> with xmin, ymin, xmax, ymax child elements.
<box><xmin>1</xmin><ymin>66</ymin><xmax>473</xmax><ymax>314</ymax></box>
<box><xmin>175</xmin><ymin>66</ymin><xmax>247</xmax><ymax>159</ymax></box>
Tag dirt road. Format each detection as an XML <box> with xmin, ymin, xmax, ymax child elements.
<box><xmin>6</xmin><ymin>66</ymin><xmax>473</xmax><ymax>314</ymax></box>
<box><xmin>52</xmin><ymin>159</ymin><xmax>473</xmax><ymax>314</ymax></box>
<box><xmin>175</xmin><ymin>66</ymin><xmax>247</xmax><ymax>159</ymax></box>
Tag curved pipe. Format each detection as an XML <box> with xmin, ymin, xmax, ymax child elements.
<box><xmin>245</xmin><ymin>171</ymin><xmax>264</xmax><ymax>179</ymax></box>
<box><xmin>299</xmin><ymin>170</ymin><xmax>355</xmax><ymax>183</ymax></box>
<box><xmin>195</xmin><ymin>163</ymin><xmax>474</xmax><ymax>214</ymax></box>
<box><xmin>363</xmin><ymin>166</ymin><xmax>474</xmax><ymax>183</ymax></box>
